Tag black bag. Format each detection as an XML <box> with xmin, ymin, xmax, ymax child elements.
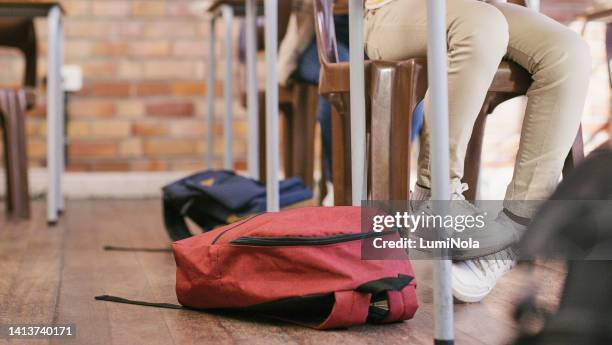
<box><xmin>162</xmin><ymin>170</ymin><xmax>313</xmax><ymax>241</ymax></box>
<box><xmin>513</xmin><ymin>150</ymin><xmax>612</xmax><ymax>345</ymax></box>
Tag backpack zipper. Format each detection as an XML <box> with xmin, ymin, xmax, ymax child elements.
<box><xmin>229</xmin><ymin>229</ymin><xmax>396</xmax><ymax>246</ymax></box>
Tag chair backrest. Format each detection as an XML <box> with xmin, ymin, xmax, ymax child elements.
<box><xmin>313</xmin><ymin>0</ymin><xmax>339</xmax><ymax>67</ymax></box>
<box><xmin>0</xmin><ymin>18</ymin><xmax>37</xmax><ymax>88</ymax></box>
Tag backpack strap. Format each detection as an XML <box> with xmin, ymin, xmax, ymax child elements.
<box><xmin>316</xmin><ymin>274</ymin><xmax>415</xmax><ymax>329</ymax></box>
<box><xmin>383</xmin><ymin>287</ymin><xmax>418</xmax><ymax>323</ymax></box>
<box><xmin>163</xmin><ymin>196</ymin><xmax>194</xmax><ymax>241</ymax></box>
<box><xmin>315</xmin><ymin>290</ymin><xmax>371</xmax><ymax>329</ymax></box>
<box><xmin>95</xmin><ymin>295</ymin><xmax>183</xmax><ymax>310</ymax></box>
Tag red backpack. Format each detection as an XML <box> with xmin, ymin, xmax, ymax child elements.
<box><xmin>97</xmin><ymin>206</ymin><xmax>418</xmax><ymax>329</ymax></box>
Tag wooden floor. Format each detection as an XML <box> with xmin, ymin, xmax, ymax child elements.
<box><xmin>0</xmin><ymin>200</ymin><xmax>565</xmax><ymax>345</ymax></box>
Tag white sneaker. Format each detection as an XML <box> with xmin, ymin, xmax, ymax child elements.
<box><xmin>410</xmin><ymin>183</ymin><xmax>526</xmax><ymax>259</ymax></box>
<box><xmin>322</xmin><ymin>181</ymin><xmax>334</xmax><ymax>207</ymax></box>
<box><xmin>452</xmin><ymin>247</ymin><xmax>517</xmax><ymax>303</ymax></box>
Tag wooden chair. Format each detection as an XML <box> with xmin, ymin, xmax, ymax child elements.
<box><xmin>234</xmin><ymin>0</ymin><xmax>320</xmax><ymax>191</ymax></box>
<box><xmin>313</xmin><ymin>0</ymin><xmax>584</xmax><ymax>205</ymax></box>
<box><xmin>0</xmin><ymin>17</ymin><xmax>37</xmax><ymax>219</ymax></box>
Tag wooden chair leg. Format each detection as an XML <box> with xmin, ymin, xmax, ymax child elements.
<box><xmin>370</xmin><ymin>62</ymin><xmax>414</xmax><ymax>200</ymax></box>
<box><xmin>1</xmin><ymin>109</ymin><xmax>13</xmax><ymax>215</ymax></box>
<box><xmin>0</xmin><ymin>89</ymin><xmax>30</xmax><ymax>220</ymax></box>
<box><xmin>280</xmin><ymin>101</ymin><xmax>294</xmax><ymax>179</ymax></box>
<box><xmin>288</xmin><ymin>83</ymin><xmax>318</xmax><ymax>190</ymax></box>
<box><xmin>318</xmin><ymin>151</ymin><xmax>328</xmax><ymax>204</ymax></box>
<box><xmin>330</xmin><ymin>93</ymin><xmax>352</xmax><ymax>206</ymax></box>
<box><xmin>257</xmin><ymin>92</ymin><xmax>267</xmax><ymax>183</ymax></box>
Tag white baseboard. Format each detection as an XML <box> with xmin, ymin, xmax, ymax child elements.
<box><xmin>0</xmin><ymin>169</ymin><xmax>190</xmax><ymax>199</ymax></box>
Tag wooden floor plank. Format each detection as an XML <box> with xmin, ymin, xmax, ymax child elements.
<box><xmin>91</xmin><ymin>201</ymin><xmax>177</xmax><ymax>345</ymax></box>
<box><xmin>0</xmin><ymin>200</ymin><xmax>566</xmax><ymax>345</ymax></box>
<box><xmin>0</xmin><ymin>202</ymin><xmax>65</xmax><ymax>345</ymax></box>
<box><xmin>50</xmin><ymin>200</ymin><xmax>112</xmax><ymax>345</ymax></box>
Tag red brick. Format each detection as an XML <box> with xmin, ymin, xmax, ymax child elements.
<box><xmin>117</xmin><ymin>100</ymin><xmax>145</xmax><ymax>118</ymax></box>
<box><xmin>78</xmin><ymin>81</ymin><xmax>132</xmax><ymax>97</ymax></box>
<box><xmin>81</xmin><ymin>61</ymin><xmax>118</xmax><ymax>78</ymax></box>
<box><xmin>117</xmin><ymin>61</ymin><xmax>143</xmax><ymax>79</ymax></box>
<box><xmin>172</xmin><ymin>40</ymin><xmax>207</xmax><ymax>57</ymax></box>
<box><xmin>144</xmin><ymin>139</ymin><xmax>195</xmax><ymax>156</ymax></box>
<box><xmin>65</xmin><ymin>20</ymin><xmax>120</xmax><ymax>38</ymax></box>
<box><xmin>61</xmin><ymin>0</ymin><xmax>91</xmax><ymax>17</ymax></box>
<box><xmin>146</xmin><ymin>101</ymin><xmax>194</xmax><ymax>117</ymax></box>
<box><xmin>170</xmin><ymin>159</ymin><xmax>205</xmax><ymax>171</ymax></box>
<box><xmin>65</xmin><ymin>40</ymin><xmax>92</xmax><ymax>59</ymax></box>
<box><xmin>66</xmin><ymin>161</ymin><xmax>92</xmax><ymax>172</ymax></box>
<box><xmin>90</xmin><ymin>120</ymin><xmax>131</xmax><ymax>139</ymax></box>
<box><xmin>68</xmin><ymin>121</ymin><xmax>90</xmax><ymax>139</ymax></box>
<box><xmin>129</xmin><ymin>41</ymin><xmax>170</xmax><ymax>57</ymax></box>
<box><xmin>119</xmin><ymin>138</ymin><xmax>143</xmax><ymax>157</ymax></box>
<box><xmin>69</xmin><ymin>100</ymin><xmax>116</xmax><ymax>118</ymax></box>
<box><xmin>91</xmin><ymin>160</ymin><xmax>131</xmax><ymax>172</ymax></box>
<box><xmin>136</xmin><ymin>82</ymin><xmax>171</xmax><ymax>96</ymax></box>
<box><xmin>132</xmin><ymin>122</ymin><xmax>170</xmax><ymax>137</ymax></box>
<box><xmin>27</xmin><ymin>140</ymin><xmax>46</xmax><ymax>159</ymax></box>
<box><xmin>169</xmin><ymin>120</ymin><xmax>205</xmax><ymax>137</ymax></box>
<box><xmin>143</xmin><ymin>61</ymin><xmax>197</xmax><ymax>79</ymax></box>
<box><xmin>143</xmin><ymin>21</ymin><xmax>197</xmax><ymax>38</ymax></box>
<box><xmin>171</xmin><ymin>81</ymin><xmax>205</xmax><ymax>96</ymax></box>
<box><xmin>70</xmin><ymin>141</ymin><xmax>118</xmax><ymax>158</ymax></box>
<box><xmin>93</xmin><ymin>41</ymin><xmax>130</xmax><ymax>57</ymax></box>
<box><xmin>132</xmin><ymin>1</ymin><xmax>167</xmax><ymax>17</ymax></box>
<box><xmin>92</xmin><ymin>1</ymin><xmax>130</xmax><ymax>17</ymax></box>
<box><xmin>130</xmin><ymin>159</ymin><xmax>169</xmax><ymax>171</ymax></box>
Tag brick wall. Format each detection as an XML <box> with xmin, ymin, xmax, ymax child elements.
<box><xmin>0</xmin><ymin>0</ymin><xmax>604</xmax><ymax>172</ymax></box>
<box><xmin>0</xmin><ymin>0</ymin><xmax>247</xmax><ymax>172</ymax></box>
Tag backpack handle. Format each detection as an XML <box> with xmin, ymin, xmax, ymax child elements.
<box><xmin>316</xmin><ymin>290</ymin><xmax>371</xmax><ymax>329</ymax></box>
<box><xmin>316</xmin><ymin>274</ymin><xmax>416</xmax><ymax>329</ymax></box>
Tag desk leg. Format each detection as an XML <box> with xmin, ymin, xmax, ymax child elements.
<box><xmin>46</xmin><ymin>5</ymin><xmax>61</xmax><ymax>225</ymax></box>
<box><xmin>221</xmin><ymin>5</ymin><xmax>234</xmax><ymax>170</ymax></box>
<box><xmin>264</xmin><ymin>0</ymin><xmax>279</xmax><ymax>212</ymax></box>
<box><xmin>348</xmin><ymin>0</ymin><xmax>366</xmax><ymax>206</ymax></box>
<box><xmin>206</xmin><ymin>16</ymin><xmax>217</xmax><ymax>169</ymax></box>
<box><xmin>246</xmin><ymin>0</ymin><xmax>259</xmax><ymax>179</ymax></box>
<box><xmin>57</xmin><ymin>14</ymin><xmax>65</xmax><ymax>213</ymax></box>
<box><xmin>427</xmin><ymin>0</ymin><xmax>454</xmax><ymax>343</ymax></box>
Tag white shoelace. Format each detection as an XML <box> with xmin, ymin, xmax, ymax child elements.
<box><xmin>471</xmin><ymin>248</ymin><xmax>517</xmax><ymax>277</ymax></box>
<box><xmin>413</xmin><ymin>183</ymin><xmax>484</xmax><ymax>219</ymax></box>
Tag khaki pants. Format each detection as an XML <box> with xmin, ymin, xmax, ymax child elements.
<box><xmin>364</xmin><ymin>0</ymin><xmax>591</xmax><ymax>217</ymax></box>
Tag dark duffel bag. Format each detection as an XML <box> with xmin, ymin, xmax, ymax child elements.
<box><xmin>514</xmin><ymin>150</ymin><xmax>612</xmax><ymax>345</ymax></box>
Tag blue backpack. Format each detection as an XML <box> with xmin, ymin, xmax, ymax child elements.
<box><xmin>162</xmin><ymin>170</ymin><xmax>313</xmax><ymax>241</ymax></box>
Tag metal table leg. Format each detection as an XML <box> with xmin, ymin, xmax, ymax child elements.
<box><xmin>221</xmin><ymin>5</ymin><xmax>234</xmax><ymax>170</ymax></box>
<box><xmin>206</xmin><ymin>15</ymin><xmax>217</xmax><ymax>169</ymax></box>
<box><xmin>57</xmin><ymin>12</ymin><xmax>65</xmax><ymax>214</ymax></box>
<box><xmin>348</xmin><ymin>0</ymin><xmax>367</xmax><ymax>206</ymax></box>
<box><xmin>46</xmin><ymin>5</ymin><xmax>62</xmax><ymax>225</ymax></box>
<box><xmin>245</xmin><ymin>0</ymin><xmax>259</xmax><ymax>179</ymax></box>
<box><xmin>427</xmin><ymin>0</ymin><xmax>454</xmax><ymax>343</ymax></box>
<box><xmin>264</xmin><ymin>0</ymin><xmax>279</xmax><ymax>212</ymax></box>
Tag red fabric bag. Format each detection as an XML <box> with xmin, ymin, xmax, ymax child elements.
<box><xmin>96</xmin><ymin>206</ymin><xmax>418</xmax><ymax>329</ymax></box>
<box><xmin>173</xmin><ymin>206</ymin><xmax>418</xmax><ymax>329</ymax></box>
